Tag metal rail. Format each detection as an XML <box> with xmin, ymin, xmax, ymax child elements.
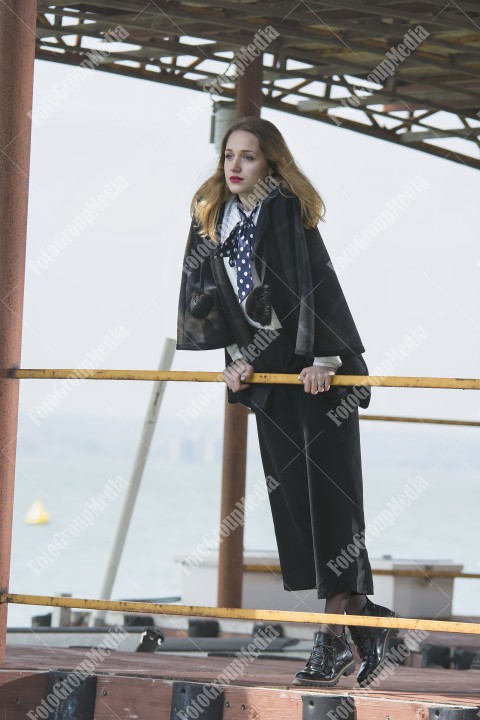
<box><xmin>360</xmin><ymin>415</ymin><xmax>480</xmax><ymax>428</ymax></box>
<box><xmin>243</xmin><ymin>566</ymin><xmax>480</xmax><ymax>579</ymax></box>
<box><xmin>8</xmin><ymin>368</ymin><xmax>480</xmax><ymax>389</ymax></box>
<box><xmin>3</xmin><ymin>593</ymin><xmax>480</xmax><ymax>635</ymax></box>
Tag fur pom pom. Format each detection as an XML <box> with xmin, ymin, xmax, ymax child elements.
<box><xmin>245</xmin><ymin>284</ymin><xmax>273</xmax><ymax>325</ymax></box>
<box><xmin>189</xmin><ymin>289</ymin><xmax>214</xmax><ymax>319</ymax></box>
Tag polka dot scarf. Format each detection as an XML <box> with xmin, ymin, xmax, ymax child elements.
<box><xmin>217</xmin><ymin>199</ymin><xmax>261</xmax><ymax>303</ymax></box>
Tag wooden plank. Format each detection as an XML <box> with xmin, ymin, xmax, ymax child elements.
<box><xmin>1</xmin><ymin>667</ymin><xmax>480</xmax><ymax>720</ymax></box>
<box><xmin>94</xmin><ymin>676</ymin><xmax>172</xmax><ymax>719</ymax></box>
<box><xmin>0</xmin><ymin>672</ymin><xmax>49</xmax><ymax>719</ymax></box>
<box><xmin>92</xmin><ymin>678</ymin><xmax>478</xmax><ymax>720</ymax></box>
<box><xmin>222</xmin><ymin>687</ymin><xmax>432</xmax><ymax>720</ymax></box>
<box><xmin>2</xmin><ymin>645</ymin><xmax>480</xmax><ymax>718</ymax></box>
<box><xmin>0</xmin><ymin>670</ymin><xmax>47</xmax><ymax>686</ymax></box>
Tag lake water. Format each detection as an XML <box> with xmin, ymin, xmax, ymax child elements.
<box><xmin>7</xmin><ymin>412</ymin><xmax>480</xmax><ymax>627</ymax></box>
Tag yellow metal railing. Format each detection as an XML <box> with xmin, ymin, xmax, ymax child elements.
<box><xmin>10</xmin><ymin>368</ymin><xmax>480</xmax><ymax>429</ymax></box>
<box><xmin>8</xmin><ymin>368</ymin><xmax>480</xmax><ymax>389</ymax></box>
<box><xmin>3</xmin><ymin>369</ymin><xmax>480</xmax><ymax>646</ymax></box>
<box><xmin>3</xmin><ymin>593</ymin><xmax>480</xmax><ymax>635</ymax></box>
<box><xmin>243</xmin><ymin>566</ymin><xmax>480</xmax><ymax>580</ymax></box>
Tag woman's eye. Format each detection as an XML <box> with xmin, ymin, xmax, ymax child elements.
<box><xmin>244</xmin><ymin>155</ymin><xmax>253</xmax><ymax>161</ymax></box>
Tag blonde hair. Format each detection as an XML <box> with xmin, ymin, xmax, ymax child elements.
<box><xmin>190</xmin><ymin>117</ymin><xmax>325</xmax><ymax>242</ymax></box>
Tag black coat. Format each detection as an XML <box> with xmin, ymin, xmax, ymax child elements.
<box><xmin>177</xmin><ymin>187</ymin><xmax>371</xmax><ymax>409</ymax></box>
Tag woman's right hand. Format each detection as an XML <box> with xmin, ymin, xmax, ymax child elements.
<box><xmin>223</xmin><ymin>358</ymin><xmax>254</xmax><ymax>392</ymax></box>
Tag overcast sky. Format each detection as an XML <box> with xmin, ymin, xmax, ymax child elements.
<box><xmin>18</xmin><ymin>58</ymin><xmax>480</xmax><ymax>429</ymax></box>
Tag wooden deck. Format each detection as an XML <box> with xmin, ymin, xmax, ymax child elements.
<box><xmin>2</xmin><ymin>645</ymin><xmax>480</xmax><ymax>719</ymax></box>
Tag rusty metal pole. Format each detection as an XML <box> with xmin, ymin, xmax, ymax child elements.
<box><xmin>235</xmin><ymin>54</ymin><xmax>264</xmax><ymax>119</ymax></box>
<box><xmin>217</xmin><ymin>54</ymin><xmax>263</xmax><ymax>609</ymax></box>
<box><xmin>0</xmin><ymin>0</ymin><xmax>37</xmax><ymax>663</ymax></box>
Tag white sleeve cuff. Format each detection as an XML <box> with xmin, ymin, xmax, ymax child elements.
<box><xmin>313</xmin><ymin>355</ymin><xmax>342</xmax><ymax>369</ymax></box>
<box><xmin>226</xmin><ymin>343</ymin><xmax>243</xmax><ymax>361</ymax></box>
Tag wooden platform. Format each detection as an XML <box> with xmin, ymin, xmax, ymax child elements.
<box><xmin>2</xmin><ymin>645</ymin><xmax>480</xmax><ymax>719</ymax></box>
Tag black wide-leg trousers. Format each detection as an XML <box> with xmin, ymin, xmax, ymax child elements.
<box><xmin>247</xmin><ymin>330</ymin><xmax>374</xmax><ymax>599</ymax></box>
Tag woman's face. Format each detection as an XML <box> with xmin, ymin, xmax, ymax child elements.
<box><xmin>223</xmin><ymin>130</ymin><xmax>270</xmax><ymax>204</ymax></box>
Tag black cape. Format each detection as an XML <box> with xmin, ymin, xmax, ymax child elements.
<box><xmin>177</xmin><ymin>187</ymin><xmax>371</xmax><ymax>409</ymax></box>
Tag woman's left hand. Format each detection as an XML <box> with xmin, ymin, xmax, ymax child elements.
<box><xmin>298</xmin><ymin>365</ymin><xmax>336</xmax><ymax>394</ymax></box>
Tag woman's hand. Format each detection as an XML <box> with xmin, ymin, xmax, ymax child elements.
<box><xmin>223</xmin><ymin>358</ymin><xmax>254</xmax><ymax>393</ymax></box>
<box><xmin>298</xmin><ymin>365</ymin><xmax>336</xmax><ymax>394</ymax></box>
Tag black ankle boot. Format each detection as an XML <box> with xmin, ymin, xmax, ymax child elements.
<box><xmin>292</xmin><ymin>630</ymin><xmax>355</xmax><ymax>687</ymax></box>
<box><xmin>348</xmin><ymin>598</ymin><xmax>398</xmax><ymax>686</ymax></box>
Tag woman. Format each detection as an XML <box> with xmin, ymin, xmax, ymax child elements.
<box><xmin>177</xmin><ymin>117</ymin><xmax>396</xmax><ymax>687</ymax></box>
